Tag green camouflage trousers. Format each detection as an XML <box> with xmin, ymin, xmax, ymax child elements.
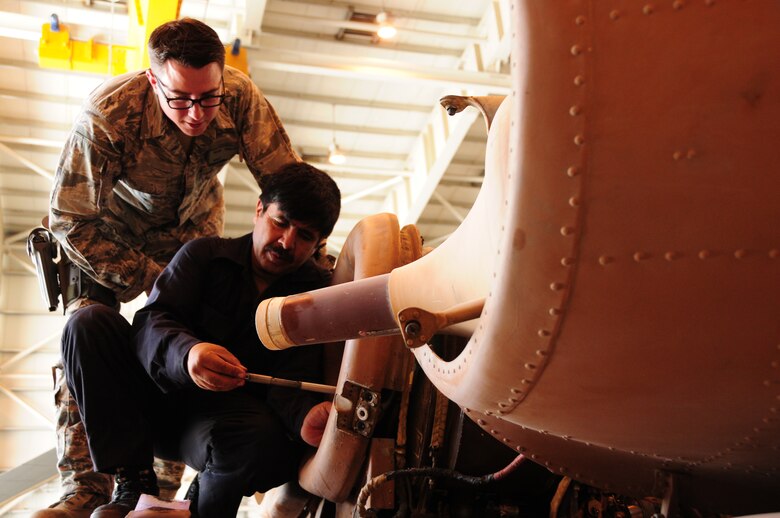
<box><xmin>53</xmin><ymin>363</ymin><xmax>185</xmax><ymax>500</ymax></box>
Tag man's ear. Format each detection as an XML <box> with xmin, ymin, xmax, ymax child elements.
<box><xmin>145</xmin><ymin>68</ymin><xmax>156</xmax><ymax>87</ymax></box>
<box><xmin>253</xmin><ymin>199</ymin><xmax>264</xmax><ymax>224</ymax></box>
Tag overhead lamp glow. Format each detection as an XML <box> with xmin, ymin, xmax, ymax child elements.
<box><xmin>377</xmin><ymin>24</ymin><xmax>397</xmax><ymax>39</ymax></box>
<box><xmin>375</xmin><ymin>11</ymin><xmax>397</xmax><ymax>39</ymax></box>
<box><xmin>328</xmin><ymin>141</ymin><xmax>346</xmax><ymax>165</ymax></box>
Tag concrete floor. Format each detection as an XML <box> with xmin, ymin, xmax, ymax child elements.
<box><xmin>1</xmin><ymin>466</ymin><xmax>269</xmax><ymax>517</ymax></box>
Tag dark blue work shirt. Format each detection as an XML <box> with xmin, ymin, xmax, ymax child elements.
<box><xmin>132</xmin><ymin>232</ymin><xmax>331</xmax><ymax>437</ymax></box>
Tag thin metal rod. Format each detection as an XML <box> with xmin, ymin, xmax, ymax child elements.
<box><xmin>244</xmin><ymin>373</ymin><xmax>337</xmax><ymax>395</ymax></box>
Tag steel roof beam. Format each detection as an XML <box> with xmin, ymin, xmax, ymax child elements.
<box><xmin>267</xmin><ymin>0</ymin><xmax>482</xmax><ymax>27</ymax></box>
<box><xmin>260</xmin><ymin>27</ymin><xmax>464</xmax><ymax>58</ymax></box>
<box><xmin>247</xmin><ymin>47</ymin><xmax>511</xmax><ymax>93</ymax></box>
<box><xmin>263</xmin><ymin>10</ymin><xmax>487</xmax><ymax>45</ymax></box>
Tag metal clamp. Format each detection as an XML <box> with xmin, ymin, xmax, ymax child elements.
<box><xmin>397</xmin><ymin>298</ymin><xmax>485</xmax><ymax>348</ymax></box>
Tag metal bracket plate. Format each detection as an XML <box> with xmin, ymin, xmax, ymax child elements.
<box><xmin>336</xmin><ymin>380</ymin><xmax>382</xmax><ymax>438</ymax></box>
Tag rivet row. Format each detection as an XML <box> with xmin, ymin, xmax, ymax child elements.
<box><xmin>590</xmin><ymin>249</ymin><xmax>780</xmax><ymax>265</ymax></box>
<box><xmin>608</xmin><ymin>1</ymin><xmax>710</xmax><ymax>19</ymax></box>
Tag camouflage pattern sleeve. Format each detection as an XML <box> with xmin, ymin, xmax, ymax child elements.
<box><xmin>49</xmin><ymin>109</ymin><xmax>162</xmax><ymax>303</ymax></box>
<box><xmin>231</xmin><ymin>69</ymin><xmax>300</xmax><ymax>181</ymax></box>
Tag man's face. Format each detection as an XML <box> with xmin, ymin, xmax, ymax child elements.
<box><xmin>145</xmin><ymin>60</ymin><xmax>223</xmax><ymax>136</ymax></box>
<box><xmin>252</xmin><ymin>200</ymin><xmax>323</xmax><ymax>277</ymax></box>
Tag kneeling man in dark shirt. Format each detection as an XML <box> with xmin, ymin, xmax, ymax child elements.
<box><xmin>63</xmin><ymin>163</ymin><xmax>340</xmax><ymax>518</ymax></box>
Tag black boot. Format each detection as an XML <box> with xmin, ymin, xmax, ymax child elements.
<box><xmin>90</xmin><ymin>467</ymin><xmax>158</xmax><ymax>518</ymax></box>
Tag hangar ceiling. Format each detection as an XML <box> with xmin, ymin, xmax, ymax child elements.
<box><xmin>0</xmin><ymin>0</ymin><xmax>512</xmax><ymax>512</ymax></box>
<box><xmin>0</xmin><ymin>0</ymin><xmax>513</xmax><ymax>248</ymax></box>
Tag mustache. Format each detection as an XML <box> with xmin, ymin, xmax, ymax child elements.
<box><xmin>264</xmin><ymin>244</ymin><xmax>293</xmax><ymax>262</ymax></box>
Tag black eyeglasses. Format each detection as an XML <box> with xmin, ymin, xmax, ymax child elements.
<box><xmin>152</xmin><ymin>72</ymin><xmax>225</xmax><ymax>110</ymax></box>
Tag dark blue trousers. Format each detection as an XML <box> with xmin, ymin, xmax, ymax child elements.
<box><xmin>62</xmin><ymin>304</ymin><xmax>304</xmax><ymax>517</ymax></box>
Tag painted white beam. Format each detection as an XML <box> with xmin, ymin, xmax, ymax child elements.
<box><xmin>6</xmin><ymin>251</ymin><xmax>37</xmax><ymax>276</ymax></box>
<box><xmin>389</xmin><ymin>0</ymin><xmax>513</xmax><ymax>226</ymax></box>
<box><xmin>264</xmin><ymin>27</ymin><xmax>465</xmax><ymax>58</ymax></box>
<box><xmin>424</xmin><ymin>232</ymin><xmax>453</xmax><ymax>248</ymax></box>
<box><xmin>307</xmin><ymin>161</ymin><xmax>412</xmax><ymax>179</ymax></box>
<box><xmin>0</xmin><ymin>57</ymin><xmax>103</xmax><ymax>81</ymax></box>
<box><xmin>0</xmin><ymin>142</ymin><xmax>54</xmax><ymax>181</ymax></box>
<box><xmin>284</xmin><ymin>118</ymin><xmax>419</xmax><ymax>138</ymax></box>
<box><xmin>1</xmin><ymin>0</ymin><xmax>129</xmax><ymax>25</ymax></box>
<box><xmin>0</xmin><ymin>83</ymin><xmax>429</xmax><ymax>122</ymax></box>
<box><xmin>0</xmin><ymin>87</ymin><xmax>84</xmax><ymax>106</ymax></box>
<box><xmin>0</xmin><ymin>136</ymin><xmax>63</xmax><ymax>149</ymax></box>
<box><xmin>440</xmin><ymin>175</ymin><xmax>484</xmax><ymax>185</ymax></box>
<box><xmin>225</xmin><ymin>160</ymin><xmax>412</xmax><ymax>179</ymax></box>
<box><xmin>432</xmin><ymin>191</ymin><xmax>465</xmax><ymax>224</ymax></box>
<box><xmin>0</xmin><ymin>9</ymin><xmax>129</xmax><ymax>44</ymax></box>
<box><xmin>247</xmin><ymin>47</ymin><xmax>511</xmax><ymax>93</ymax></box>
<box><xmin>0</xmin><ymin>384</ymin><xmax>54</xmax><ymax>429</ymax></box>
<box><xmin>268</xmin><ymin>0</ymin><xmax>482</xmax><ymax>27</ymax></box>
<box><xmin>0</xmin><ymin>26</ymin><xmax>39</xmax><ymax>41</ymax></box>
<box><xmin>4</xmin><ymin>229</ymin><xmax>36</xmax><ymax>245</ymax></box>
<box><xmin>0</xmin><ymin>333</ymin><xmax>60</xmax><ymax>373</ymax></box>
<box><xmin>0</xmin><ymin>117</ymin><xmax>72</xmax><ymax>133</ymax></box>
<box><xmin>263</xmin><ymin>10</ymin><xmax>487</xmax><ymax>45</ymax></box>
<box><xmin>341</xmin><ymin>176</ymin><xmax>405</xmax><ymax>206</ymax></box>
<box><xmin>228</xmin><ymin>166</ymin><xmax>261</xmax><ymax>196</ymax></box>
<box><xmin>301</xmin><ymin>149</ymin><xmax>407</xmax><ymax>162</ymax></box>
<box><xmin>396</xmin><ymin>107</ymin><xmax>479</xmax><ymax>225</ymax></box>
<box><xmin>263</xmin><ymin>88</ymin><xmax>431</xmax><ymax>113</ymax></box>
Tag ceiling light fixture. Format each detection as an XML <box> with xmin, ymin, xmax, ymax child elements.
<box><xmin>375</xmin><ymin>11</ymin><xmax>397</xmax><ymax>39</ymax></box>
<box><xmin>328</xmin><ymin>104</ymin><xmax>346</xmax><ymax>165</ymax></box>
<box><xmin>328</xmin><ymin>141</ymin><xmax>346</xmax><ymax>165</ymax></box>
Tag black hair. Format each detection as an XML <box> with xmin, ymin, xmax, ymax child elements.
<box><xmin>148</xmin><ymin>18</ymin><xmax>226</xmax><ymax>70</ymax></box>
<box><xmin>259</xmin><ymin>163</ymin><xmax>341</xmax><ymax>239</ymax></box>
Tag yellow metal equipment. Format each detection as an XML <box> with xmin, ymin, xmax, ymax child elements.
<box><xmin>225</xmin><ymin>39</ymin><xmax>249</xmax><ymax>76</ymax></box>
<box><xmin>38</xmin><ymin>0</ymin><xmax>180</xmax><ymax>75</ymax></box>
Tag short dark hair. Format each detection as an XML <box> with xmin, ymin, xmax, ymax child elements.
<box><xmin>148</xmin><ymin>18</ymin><xmax>225</xmax><ymax>70</ymax></box>
<box><xmin>259</xmin><ymin>163</ymin><xmax>341</xmax><ymax>239</ymax></box>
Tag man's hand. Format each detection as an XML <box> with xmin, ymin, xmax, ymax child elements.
<box><xmin>187</xmin><ymin>342</ymin><xmax>247</xmax><ymax>391</ymax></box>
<box><xmin>300</xmin><ymin>401</ymin><xmax>332</xmax><ymax>447</ymax></box>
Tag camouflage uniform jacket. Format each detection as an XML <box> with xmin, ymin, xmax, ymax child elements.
<box><xmin>49</xmin><ymin>66</ymin><xmax>299</xmax><ymax>303</ymax></box>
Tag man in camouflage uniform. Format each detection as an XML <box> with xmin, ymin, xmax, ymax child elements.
<box><xmin>34</xmin><ymin>17</ymin><xmax>299</xmax><ymax>518</ymax></box>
